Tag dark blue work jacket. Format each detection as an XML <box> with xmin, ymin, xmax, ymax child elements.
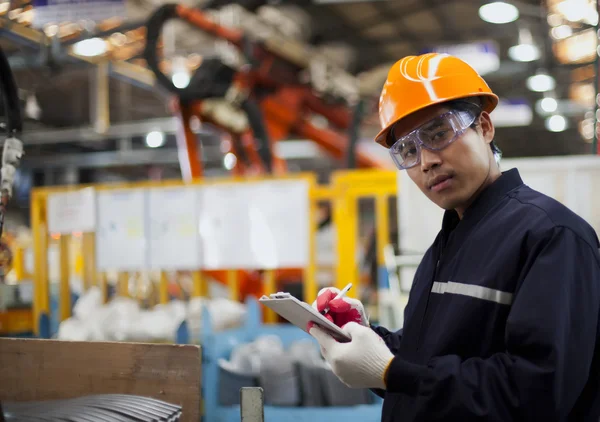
<box><xmin>372</xmin><ymin>168</ymin><xmax>600</xmax><ymax>421</ymax></box>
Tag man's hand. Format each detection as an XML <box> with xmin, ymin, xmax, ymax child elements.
<box><xmin>312</xmin><ymin>287</ymin><xmax>369</xmax><ymax>327</ymax></box>
<box><xmin>309</xmin><ymin>321</ymin><xmax>394</xmax><ymax>390</ymax></box>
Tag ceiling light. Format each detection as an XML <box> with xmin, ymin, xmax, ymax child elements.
<box><xmin>538</xmin><ymin>96</ymin><xmax>558</xmax><ymax>113</ymax></box>
<box><xmin>478</xmin><ymin>2</ymin><xmax>519</xmax><ymax>24</ymax></box>
<box><xmin>171</xmin><ymin>56</ymin><xmax>191</xmax><ymax>89</ymax></box>
<box><xmin>109</xmin><ymin>32</ymin><xmax>127</xmax><ymax>47</ymax></box>
<box><xmin>25</xmin><ymin>94</ymin><xmax>41</xmax><ymax>120</ymax></box>
<box><xmin>556</xmin><ymin>0</ymin><xmax>589</xmax><ymax>23</ymax></box>
<box><xmin>426</xmin><ymin>41</ymin><xmax>500</xmax><ymax>75</ymax></box>
<box><xmin>545</xmin><ymin>114</ymin><xmax>568</xmax><ymax>132</ymax></box>
<box><xmin>146</xmin><ymin>131</ymin><xmax>165</xmax><ymax>148</ymax></box>
<box><xmin>223</xmin><ymin>152</ymin><xmax>237</xmax><ymax>170</ymax></box>
<box><xmin>44</xmin><ymin>24</ymin><xmax>59</xmax><ymax>37</ymax></box>
<box><xmin>579</xmin><ymin>117</ymin><xmax>595</xmax><ymax>141</ymax></box>
<box><xmin>72</xmin><ymin>38</ymin><xmax>107</xmax><ymax>57</ymax></box>
<box><xmin>508</xmin><ymin>43</ymin><xmax>540</xmax><ymax>62</ymax></box>
<box><xmin>547</xmin><ymin>13</ymin><xmax>563</xmax><ymax>27</ymax></box>
<box><xmin>172</xmin><ymin>71</ymin><xmax>190</xmax><ymax>89</ymax></box>
<box><xmin>527</xmin><ymin>71</ymin><xmax>556</xmax><ymax>92</ymax></box>
<box><xmin>509</xmin><ymin>27</ymin><xmax>540</xmax><ymax>62</ymax></box>
<box><xmin>551</xmin><ymin>24</ymin><xmax>573</xmax><ymax>40</ymax></box>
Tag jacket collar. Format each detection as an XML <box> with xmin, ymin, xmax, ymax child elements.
<box><xmin>440</xmin><ymin>167</ymin><xmax>524</xmax><ymax>240</ymax></box>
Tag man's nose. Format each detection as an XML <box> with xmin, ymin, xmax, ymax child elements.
<box><xmin>420</xmin><ymin>148</ymin><xmax>442</xmax><ymax>172</ymax></box>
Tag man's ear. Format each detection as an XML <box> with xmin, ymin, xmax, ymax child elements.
<box><xmin>479</xmin><ymin>112</ymin><xmax>495</xmax><ymax>145</ymax></box>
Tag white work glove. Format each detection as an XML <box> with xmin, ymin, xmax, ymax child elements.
<box><xmin>309</xmin><ymin>321</ymin><xmax>394</xmax><ymax>390</ymax></box>
<box><xmin>312</xmin><ymin>287</ymin><xmax>368</xmax><ymax>327</ymax></box>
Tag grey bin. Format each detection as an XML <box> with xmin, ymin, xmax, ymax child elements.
<box><xmin>321</xmin><ymin>368</ymin><xmax>374</xmax><ymax>407</ymax></box>
<box><xmin>295</xmin><ymin>361</ymin><xmax>328</xmax><ymax>407</ymax></box>
<box><xmin>259</xmin><ymin>355</ymin><xmax>301</xmax><ymax>407</ymax></box>
<box><xmin>218</xmin><ymin>365</ymin><xmax>259</xmax><ymax>406</ymax></box>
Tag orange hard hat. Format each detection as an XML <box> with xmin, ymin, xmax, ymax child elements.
<box><xmin>375</xmin><ymin>53</ymin><xmax>499</xmax><ymax>148</ymax></box>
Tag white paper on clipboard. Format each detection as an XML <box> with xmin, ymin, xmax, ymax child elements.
<box><xmin>259</xmin><ymin>293</ymin><xmax>351</xmax><ymax>342</ymax></box>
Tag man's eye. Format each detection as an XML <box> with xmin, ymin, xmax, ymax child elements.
<box><xmin>433</xmin><ymin>131</ymin><xmax>446</xmax><ymax>139</ymax></box>
<box><xmin>402</xmin><ymin>146</ymin><xmax>417</xmax><ymax>157</ymax></box>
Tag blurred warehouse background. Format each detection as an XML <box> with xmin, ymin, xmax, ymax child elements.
<box><xmin>0</xmin><ymin>0</ymin><xmax>599</xmax><ymax>420</ymax></box>
<box><xmin>2</xmin><ymin>0</ymin><xmax>597</xmax><ymax>194</ymax></box>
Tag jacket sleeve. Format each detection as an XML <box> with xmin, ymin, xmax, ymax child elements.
<box><xmin>384</xmin><ymin>226</ymin><xmax>600</xmax><ymax>421</ymax></box>
<box><xmin>370</xmin><ymin>326</ymin><xmax>403</xmax><ymax>398</ymax></box>
<box><xmin>372</xmin><ymin>326</ymin><xmax>403</xmax><ymax>353</ymax></box>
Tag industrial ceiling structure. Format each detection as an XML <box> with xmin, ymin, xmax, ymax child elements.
<box><xmin>0</xmin><ymin>0</ymin><xmax>596</xmax><ymax>195</ymax></box>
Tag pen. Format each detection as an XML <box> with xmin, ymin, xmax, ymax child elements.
<box><xmin>320</xmin><ymin>283</ymin><xmax>352</xmax><ymax>315</ymax></box>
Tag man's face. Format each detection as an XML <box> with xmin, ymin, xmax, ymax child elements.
<box><xmin>395</xmin><ymin>103</ymin><xmax>496</xmax><ymax>214</ymax></box>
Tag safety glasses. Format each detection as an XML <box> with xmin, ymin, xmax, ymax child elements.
<box><xmin>388</xmin><ymin>108</ymin><xmax>479</xmax><ymax>170</ymax></box>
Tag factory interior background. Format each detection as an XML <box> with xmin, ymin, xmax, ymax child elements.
<box><xmin>0</xmin><ymin>0</ymin><xmax>599</xmax><ymax>420</ymax></box>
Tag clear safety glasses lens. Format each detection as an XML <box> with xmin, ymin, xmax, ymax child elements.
<box><xmin>389</xmin><ymin>109</ymin><xmax>477</xmax><ymax>170</ymax></box>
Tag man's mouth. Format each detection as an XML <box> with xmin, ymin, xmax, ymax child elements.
<box><xmin>429</xmin><ymin>175</ymin><xmax>453</xmax><ymax>192</ymax></box>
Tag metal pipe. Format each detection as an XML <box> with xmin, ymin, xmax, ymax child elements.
<box><xmin>345</xmin><ymin>99</ymin><xmax>364</xmax><ymax>168</ymax></box>
<box><xmin>90</xmin><ymin>61</ymin><xmax>110</xmax><ymax>135</ymax></box>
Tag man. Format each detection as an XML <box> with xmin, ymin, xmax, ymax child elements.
<box><xmin>308</xmin><ymin>53</ymin><xmax>600</xmax><ymax>421</ymax></box>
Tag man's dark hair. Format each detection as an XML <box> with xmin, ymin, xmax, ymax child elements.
<box><xmin>447</xmin><ymin>97</ymin><xmax>502</xmax><ymax>163</ymax></box>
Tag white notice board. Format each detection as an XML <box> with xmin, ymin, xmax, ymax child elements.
<box><xmin>147</xmin><ymin>187</ymin><xmax>200</xmax><ymax>270</ymax></box>
<box><xmin>95</xmin><ymin>189</ymin><xmax>147</xmax><ymax>271</ymax></box>
<box><xmin>47</xmin><ymin>188</ymin><xmax>96</xmax><ymax>234</ymax></box>
<box><xmin>198</xmin><ymin>179</ymin><xmax>310</xmax><ymax>269</ymax></box>
<box><xmin>198</xmin><ymin>183</ymin><xmax>254</xmax><ymax>269</ymax></box>
<box><xmin>247</xmin><ymin>179</ymin><xmax>310</xmax><ymax>268</ymax></box>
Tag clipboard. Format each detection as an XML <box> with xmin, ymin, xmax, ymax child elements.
<box><xmin>259</xmin><ymin>292</ymin><xmax>351</xmax><ymax>342</ymax></box>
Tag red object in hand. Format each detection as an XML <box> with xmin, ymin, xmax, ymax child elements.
<box><xmin>314</xmin><ymin>288</ymin><xmax>368</xmax><ymax>328</ymax></box>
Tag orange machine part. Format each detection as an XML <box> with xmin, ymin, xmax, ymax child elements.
<box><xmin>175</xmin><ymin>102</ymin><xmax>203</xmax><ymax>181</ymax></box>
<box><xmin>204</xmin><ymin>268</ymin><xmax>305</xmax><ymax>301</ymax></box>
<box><xmin>167</xmin><ymin>4</ymin><xmax>391</xmax><ymax>303</ymax></box>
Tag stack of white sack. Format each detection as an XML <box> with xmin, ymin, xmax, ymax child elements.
<box><xmin>185</xmin><ymin>296</ymin><xmax>247</xmax><ymax>343</ymax></box>
<box><xmin>57</xmin><ymin>286</ymin><xmax>247</xmax><ymax>342</ymax></box>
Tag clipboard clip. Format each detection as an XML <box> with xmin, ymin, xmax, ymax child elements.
<box><xmin>269</xmin><ymin>292</ymin><xmax>292</xmax><ymax>299</ymax></box>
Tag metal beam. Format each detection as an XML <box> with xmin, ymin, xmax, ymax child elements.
<box><xmin>21</xmin><ymin>140</ymin><xmax>329</xmax><ymax>169</ymax></box>
<box><xmin>370</xmin><ymin>1</ymin><xmax>420</xmax><ymax>45</ymax></box>
<box><xmin>345</xmin><ymin>0</ymin><xmax>449</xmax><ymax>33</ymax></box>
<box><xmin>313</xmin><ymin>4</ymin><xmax>388</xmax><ymax>68</ymax></box>
<box><xmin>372</xmin><ymin>22</ymin><xmax>522</xmax><ymax>47</ymax></box>
<box><xmin>61</xmin><ymin>20</ymin><xmax>146</xmax><ymax>46</ymax></box>
<box><xmin>424</xmin><ymin>0</ymin><xmax>460</xmax><ymax>42</ymax></box>
<box><xmin>23</xmin><ymin>117</ymin><xmax>214</xmax><ymax>145</ymax></box>
<box><xmin>109</xmin><ymin>60</ymin><xmax>156</xmax><ymax>90</ymax></box>
<box><xmin>0</xmin><ymin>18</ymin><xmax>155</xmax><ymax>89</ymax></box>
<box><xmin>20</xmin><ymin>148</ymin><xmax>212</xmax><ymax>169</ymax></box>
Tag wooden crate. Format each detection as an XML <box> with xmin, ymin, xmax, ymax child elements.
<box><xmin>0</xmin><ymin>338</ymin><xmax>202</xmax><ymax>422</ymax></box>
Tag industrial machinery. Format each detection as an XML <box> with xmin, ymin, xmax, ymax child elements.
<box><xmin>143</xmin><ymin>2</ymin><xmax>384</xmax><ymax>178</ymax></box>
<box><xmin>143</xmin><ymin>2</ymin><xmax>386</xmax><ymax>300</ymax></box>
<box><xmin>0</xmin><ymin>43</ymin><xmax>29</xmax><ymax>336</ymax></box>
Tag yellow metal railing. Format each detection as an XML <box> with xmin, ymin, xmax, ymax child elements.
<box><xmin>331</xmin><ymin>169</ymin><xmax>398</xmax><ymax>299</ymax></box>
<box><xmin>28</xmin><ymin>169</ymin><xmax>399</xmax><ymax>336</ymax></box>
